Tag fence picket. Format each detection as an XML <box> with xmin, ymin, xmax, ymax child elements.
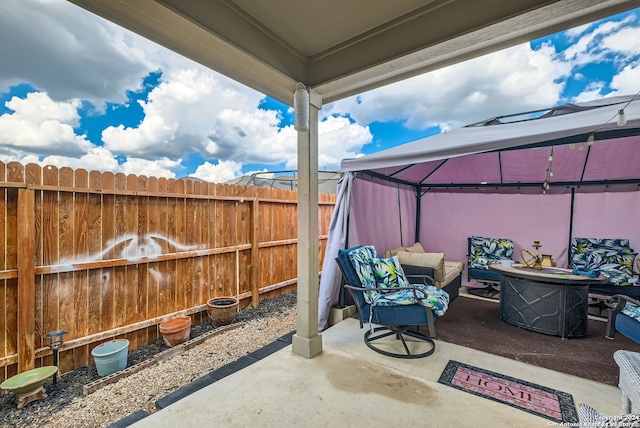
<box><xmin>127</xmin><ymin>173</ymin><xmax>143</xmax><ymax>348</ymax></box>
<box><xmin>2</xmin><ymin>163</ymin><xmax>18</xmax><ymax>379</ymax></box>
<box><xmin>163</xmin><ymin>179</ymin><xmax>177</xmax><ymax>317</ymax></box>
<box><xmin>101</xmin><ymin>172</ymin><xmax>116</xmax><ymax>336</ymax></box>
<box><xmin>194</xmin><ymin>181</ymin><xmax>209</xmax><ymax>314</ymax></box>
<box><xmin>185</xmin><ymin>179</ymin><xmax>196</xmax><ymax>311</ymax></box>
<box><xmin>175</xmin><ymin>179</ymin><xmax>188</xmax><ymax>310</ymax></box>
<box><xmin>87</xmin><ymin>170</ymin><xmax>103</xmax><ymax>337</ymax></box>
<box><xmin>147</xmin><ymin>177</ymin><xmax>160</xmax><ymax>325</ymax></box>
<box><xmin>0</xmin><ymin>163</ymin><xmax>5</xmax><ymax>374</ymax></box>
<box><xmin>41</xmin><ymin>166</ymin><xmax>59</xmax><ymax>367</ymax></box>
<box><xmin>73</xmin><ymin>168</ymin><xmax>90</xmax><ymax>369</ymax></box>
<box><xmin>58</xmin><ymin>167</ymin><xmax>75</xmax><ymax>373</ymax></box>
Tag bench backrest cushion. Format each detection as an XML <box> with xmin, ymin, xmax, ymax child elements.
<box><xmin>468</xmin><ymin>236</ymin><xmax>514</xmax><ymax>270</ymax></box>
<box><xmin>396</xmin><ymin>250</ymin><xmax>445</xmax><ymax>282</ymax></box>
<box><xmin>571</xmin><ymin>238</ymin><xmax>638</xmax><ymax>286</ymax></box>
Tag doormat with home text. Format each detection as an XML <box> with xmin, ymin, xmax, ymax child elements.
<box><xmin>438</xmin><ymin>360</ymin><xmax>578</xmax><ymax>423</ymax></box>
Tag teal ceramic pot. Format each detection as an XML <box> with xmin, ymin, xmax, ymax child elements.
<box><xmin>91</xmin><ymin>339</ymin><xmax>129</xmax><ymax>377</ymax></box>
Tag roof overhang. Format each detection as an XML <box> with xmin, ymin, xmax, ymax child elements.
<box><xmin>67</xmin><ymin>0</ymin><xmax>640</xmax><ymax>105</ymax></box>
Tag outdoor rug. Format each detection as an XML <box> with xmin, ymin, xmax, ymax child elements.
<box><xmin>432</xmin><ymin>295</ymin><xmax>640</xmax><ymax>385</ymax></box>
<box><xmin>438</xmin><ymin>360</ymin><xmax>578</xmax><ymax>424</ymax></box>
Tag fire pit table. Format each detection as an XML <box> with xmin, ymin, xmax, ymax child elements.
<box><xmin>489</xmin><ymin>263</ymin><xmax>607</xmax><ymax>338</ymax></box>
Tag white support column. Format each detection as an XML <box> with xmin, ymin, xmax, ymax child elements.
<box><xmin>292</xmin><ymin>89</ymin><xmax>323</xmax><ymax>358</ymax></box>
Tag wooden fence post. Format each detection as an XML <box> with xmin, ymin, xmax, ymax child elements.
<box><xmin>250</xmin><ymin>199</ymin><xmax>259</xmax><ymax>308</ymax></box>
<box><xmin>17</xmin><ymin>188</ymin><xmax>36</xmax><ymax>372</ymax></box>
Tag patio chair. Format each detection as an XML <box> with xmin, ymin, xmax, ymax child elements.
<box><xmin>578</xmin><ymin>352</ymin><xmax>640</xmax><ymax>424</ymax></box>
<box><xmin>467</xmin><ymin>236</ymin><xmax>515</xmax><ymax>299</ymax></box>
<box><xmin>605</xmin><ymin>295</ymin><xmax>640</xmax><ymax>344</ymax></box>
<box><xmin>570</xmin><ymin>238</ymin><xmax>640</xmax><ymax>314</ymax></box>
<box><xmin>578</xmin><ymin>404</ymin><xmax>640</xmax><ymax>427</ymax></box>
<box><xmin>336</xmin><ymin>245</ymin><xmax>449</xmax><ymax>359</ymax></box>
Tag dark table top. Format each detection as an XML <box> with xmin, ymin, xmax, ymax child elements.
<box><xmin>489</xmin><ymin>263</ymin><xmax>608</xmax><ymax>285</ymax></box>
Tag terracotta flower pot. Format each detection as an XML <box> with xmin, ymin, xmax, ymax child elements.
<box><xmin>159</xmin><ymin>316</ymin><xmax>192</xmax><ymax>347</ymax></box>
<box><xmin>206</xmin><ymin>297</ymin><xmax>239</xmax><ymax>327</ymax></box>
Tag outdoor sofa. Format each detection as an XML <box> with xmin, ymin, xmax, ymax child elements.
<box><xmin>384</xmin><ymin>242</ymin><xmax>464</xmax><ymax>301</ymax></box>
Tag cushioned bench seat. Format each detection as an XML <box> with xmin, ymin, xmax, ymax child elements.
<box><xmin>402</xmin><ymin>260</ymin><xmax>464</xmax><ymax>302</ymax></box>
<box><xmin>442</xmin><ymin>261</ymin><xmax>465</xmax><ymax>288</ymax></box>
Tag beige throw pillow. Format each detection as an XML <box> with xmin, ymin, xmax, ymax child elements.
<box><xmin>405</xmin><ymin>242</ymin><xmax>426</xmax><ymax>253</ymax></box>
<box><xmin>396</xmin><ymin>250</ymin><xmax>445</xmax><ymax>282</ymax></box>
<box><xmin>384</xmin><ymin>242</ymin><xmax>426</xmax><ymax>258</ymax></box>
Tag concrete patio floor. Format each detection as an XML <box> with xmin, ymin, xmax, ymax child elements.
<box><xmin>131</xmin><ymin>315</ymin><xmax>622</xmax><ymax>428</ymax></box>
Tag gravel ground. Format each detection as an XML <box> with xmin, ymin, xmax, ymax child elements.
<box><xmin>1</xmin><ymin>292</ymin><xmax>297</xmax><ymax>428</ymax></box>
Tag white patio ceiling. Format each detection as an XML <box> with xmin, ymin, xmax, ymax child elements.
<box><xmin>67</xmin><ymin>0</ymin><xmax>640</xmax><ymax>105</ymax></box>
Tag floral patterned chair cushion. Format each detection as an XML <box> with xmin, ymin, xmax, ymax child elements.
<box><xmin>369</xmin><ymin>256</ymin><xmax>410</xmax><ymax>289</ymax></box>
<box><xmin>623</xmin><ymin>303</ymin><xmax>640</xmax><ymax>323</ymax></box>
<box><xmin>347</xmin><ymin>245</ymin><xmax>378</xmax><ymax>302</ymax></box>
<box><xmin>571</xmin><ymin>238</ymin><xmax>638</xmax><ymax>286</ymax></box>
<box><xmin>468</xmin><ymin>236</ymin><xmax>515</xmax><ymax>270</ymax></box>
<box><xmin>347</xmin><ymin>247</ymin><xmax>449</xmax><ymax>316</ymax></box>
<box><xmin>368</xmin><ymin>286</ymin><xmax>449</xmax><ymax>317</ymax></box>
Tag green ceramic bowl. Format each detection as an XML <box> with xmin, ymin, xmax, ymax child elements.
<box><xmin>0</xmin><ymin>366</ymin><xmax>57</xmax><ymax>394</ymax></box>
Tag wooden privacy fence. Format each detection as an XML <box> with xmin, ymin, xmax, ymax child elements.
<box><xmin>0</xmin><ymin>161</ymin><xmax>335</xmax><ymax>381</ymax></box>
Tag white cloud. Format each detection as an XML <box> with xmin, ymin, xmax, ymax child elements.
<box><xmin>0</xmin><ymin>92</ymin><xmax>93</xmax><ymax>156</ymax></box>
<box><xmin>0</xmin><ymin>0</ymin><xmax>374</xmax><ymax>176</ymax></box>
<box><xmin>327</xmin><ymin>12</ymin><xmax>640</xmax><ymax>132</ymax></box>
<box><xmin>0</xmin><ymin>0</ymin><xmax>159</xmax><ymax>107</ymax></box>
<box><xmin>327</xmin><ymin>43</ymin><xmax>569</xmax><ymax>130</ymax></box>
<box><xmin>572</xmin><ymin>81</ymin><xmax>607</xmax><ymax>103</ymax></box>
<box><xmin>1</xmin><ymin>146</ymin><xmax>177</xmax><ymax>179</ymax></box>
<box><xmin>203</xmin><ymin>104</ymin><xmax>294</xmax><ymax>165</ymax></box>
<box><xmin>191</xmin><ymin>160</ymin><xmax>244</xmax><ymax>183</ymax></box>
<box><xmin>38</xmin><ymin>147</ymin><xmax>119</xmax><ymax>172</ymax></box>
<box><xmin>0</xmin><ymin>154</ymin><xmax>40</xmax><ymax>166</ymax></box>
<box><xmin>561</xmin><ymin>14</ymin><xmax>638</xmax><ymax>68</ymax></box>
<box><xmin>102</xmin><ymin>68</ymin><xmax>286</xmax><ymax>163</ymax></box>
<box><xmin>562</xmin><ymin>18</ymin><xmax>628</xmax><ymax>64</ymax></box>
<box><xmin>101</xmin><ymin>66</ymin><xmax>373</xmax><ymax>170</ymax></box>
<box><xmin>6</xmin><ymin>92</ymin><xmax>80</xmax><ymax>124</ymax></box>
<box><xmin>609</xmin><ymin>63</ymin><xmax>640</xmax><ymax>96</ymax></box>
<box><xmin>316</xmin><ymin>116</ymin><xmax>372</xmax><ymax>169</ymax></box>
<box><xmin>565</xmin><ymin>23</ymin><xmax>591</xmax><ymax>39</ymax></box>
<box><xmin>601</xmin><ymin>27</ymin><xmax>640</xmax><ymax>56</ymax></box>
<box><xmin>568</xmin><ymin>14</ymin><xmax>640</xmax><ymax>101</ymax></box>
<box><xmin>121</xmin><ymin>157</ymin><xmax>179</xmax><ymax>178</ymax></box>
<box><xmin>245</xmin><ymin>169</ymin><xmax>272</xmax><ymax>178</ymax></box>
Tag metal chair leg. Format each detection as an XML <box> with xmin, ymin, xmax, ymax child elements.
<box><xmin>364</xmin><ymin>326</ymin><xmax>435</xmax><ymax>359</ymax></box>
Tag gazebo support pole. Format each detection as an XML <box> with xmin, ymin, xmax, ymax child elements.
<box><xmin>292</xmin><ymin>88</ymin><xmax>323</xmax><ymax>358</ymax></box>
<box><xmin>415</xmin><ymin>186</ymin><xmax>422</xmax><ymax>244</ymax></box>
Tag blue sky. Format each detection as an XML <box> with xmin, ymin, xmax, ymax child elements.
<box><xmin>1</xmin><ymin>1</ymin><xmax>639</xmax><ymax>182</ymax></box>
